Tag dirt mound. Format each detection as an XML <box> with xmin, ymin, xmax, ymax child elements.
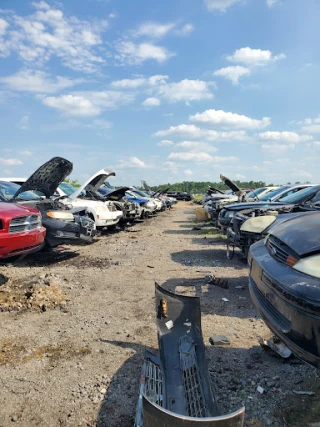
<box><xmin>0</xmin><ymin>273</ymin><xmax>68</xmax><ymax>312</ymax></box>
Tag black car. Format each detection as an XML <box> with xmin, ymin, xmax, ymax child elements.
<box><xmin>218</xmin><ymin>185</ymin><xmax>320</xmax><ymax>232</ymax></box>
<box><xmin>0</xmin><ymin>157</ymin><xmax>96</xmax><ymax>248</ymax></box>
<box><xmin>166</xmin><ymin>191</ymin><xmax>192</xmax><ymax>201</ymax></box>
<box><xmin>248</xmin><ymin>211</ymin><xmax>320</xmax><ymax>368</ymax></box>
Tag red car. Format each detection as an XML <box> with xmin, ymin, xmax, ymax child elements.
<box><xmin>0</xmin><ymin>202</ymin><xmax>46</xmax><ymax>259</ymax></box>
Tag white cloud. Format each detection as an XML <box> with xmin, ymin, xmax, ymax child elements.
<box><xmin>266</xmin><ymin>0</ymin><xmax>279</xmax><ymax>7</ymax></box>
<box><xmin>307</xmin><ymin>141</ymin><xmax>320</xmax><ymax>149</ymax></box>
<box><xmin>142</xmin><ymin>97</ymin><xmax>160</xmax><ymax>107</ymax></box>
<box><xmin>0</xmin><ymin>157</ymin><xmax>23</xmax><ymax>165</ymax></box>
<box><xmin>19</xmin><ymin>150</ymin><xmax>32</xmax><ymax>156</ymax></box>
<box><xmin>213</xmin><ymin>65</ymin><xmax>250</xmax><ymax>85</ymax></box>
<box><xmin>301</xmin><ymin>116</ymin><xmax>320</xmax><ymax>133</ymax></box>
<box><xmin>175</xmin><ymin>141</ymin><xmax>218</xmax><ymax>152</ymax></box>
<box><xmin>163</xmin><ymin>160</ymin><xmax>178</xmax><ymax>171</ymax></box>
<box><xmin>157</xmin><ymin>140</ymin><xmax>174</xmax><ymax>146</ymax></box>
<box><xmin>154</xmin><ymin>124</ymin><xmax>247</xmax><ymax>141</ymax></box>
<box><xmin>168</xmin><ymin>151</ymin><xmax>213</xmax><ymax>162</ymax></box>
<box><xmin>168</xmin><ymin>152</ymin><xmax>238</xmax><ymax>163</ymax></box>
<box><xmin>190</xmin><ymin>109</ymin><xmax>270</xmax><ymax>129</ymax></box>
<box><xmin>133</xmin><ymin>22</ymin><xmax>176</xmax><ymax>39</ymax></box>
<box><xmin>0</xmin><ymin>69</ymin><xmax>83</xmax><ymax>93</ymax></box>
<box><xmin>19</xmin><ymin>115</ymin><xmax>29</xmax><ymax>130</ymax></box>
<box><xmin>118</xmin><ymin>157</ymin><xmax>146</xmax><ymax>168</ymax></box>
<box><xmin>184</xmin><ymin>169</ymin><xmax>193</xmax><ymax>176</ymax></box>
<box><xmin>0</xmin><ymin>2</ymin><xmax>108</xmax><ymax>73</ymax></box>
<box><xmin>111</xmin><ymin>75</ymin><xmax>168</xmax><ymax>89</ymax></box>
<box><xmin>175</xmin><ymin>24</ymin><xmax>194</xmax><ymax>36</ymax></box>
<box><xmin>114</xmin><ymin>41</ymin><xmax>174</xmax><ymax>65</ymax></box>
<box><xmin>235</xmin><ymin>173</ymin><xmax>246</xmax><ymax>180</ymax></box>
<box><xmin>258</xmin><ymin>131</ymin><xmax>312</xmax><ymax>142</ymax></box>
<box><xmin>262</xmin><ymin>144</ymin><xmax>295</xmax><ymax>155</ymax></box>
<box><xmin>157</xmin><ymin>79</ymin><xmax>214</xmax><ymax>103</ymax></box>
<box><xmin>40</xmin><ymin>94</ymin><xmax>101</xmax><ymax>116</ymax></box>
<box><xmin>227</xmin><ymin>47</ymin><xmax>285</xmax><ymax>67</ymax></box>
<box><xmin>204</xmin><ymin>0</ymin><xmax>242</xmax><ymax>12</ymax></box>
<box><xmin>74</xmin><ymin>90</ymin><xmax>135</xmax><ymax>110</ymax></box>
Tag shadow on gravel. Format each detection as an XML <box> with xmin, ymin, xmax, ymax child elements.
<box><xmin>160</xmin><ymin>277</ymin><xmax>253</xmax><ymax>318</ymax></box>
<box><xmin>96</xmin><ymin>340</ymin><xmax>146</xmax><ymax>427</ymax></box>
<box><xmin>171</xmin><ymin>248</ymin><xmax>244</xmax><ymax>267</ymax></box>
<box><xmin>10</xmin><ymin>250</ymin><xmax>79</xmax><ymax>268</ymax></box>
<box><xmin>164</xmin><ymin>229</ymin><xmax>200</xmax><ymax>235</ymax></box>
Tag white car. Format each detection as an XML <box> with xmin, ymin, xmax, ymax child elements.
<box><xmin>130</xmin><ymin>188</ymin><xmax>162</xmax><ymax>211</ymax></box>
<box><xmin>246</xmin><ymin>186</ymin><xmax>279</xmax><ymax>201</ymax></box>
<box><xmin>56</xmin><ymin>169</ymin><xmax>123</xmax><ymax>229</ymax></box>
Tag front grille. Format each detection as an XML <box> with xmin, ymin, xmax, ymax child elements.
<box><xmin>144</xmin><ymin>358</ymin><xmax>164</xmax><ymax>407</ymax></box>
<box><xmin>266</xmin><ymin>235</ymin><xmax>300</xmax><ymax>265</ymax></box>
<box><xmin>180</xmin><ymin>336</ymin><xmax>206</xmax><ymax>418</ymax></box>
<box><xmin>250</xmin><ymin>277</ymin><xmax>291</xmax><ymax>333</ymax></box>
<box><xmin>9</xmin><ymin>215</ymin><xmax>41</xmax><ymax>234</ymax></box>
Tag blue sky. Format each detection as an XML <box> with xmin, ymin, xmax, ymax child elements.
<box><xmin>1</xmin><ymin>0</ymin><xmax>320</xmax><ymax>186</ymax></box>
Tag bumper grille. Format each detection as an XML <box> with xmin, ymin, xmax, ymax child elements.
<box><xmin>144</xmin><ymin>358</ymin><xmax>164</xmax><ymax>407</ymax></box>
<box><xmin>180</xmin><ymin>336</ymin><xmax>206</xmax><ymax>418</ymax></box>
<box><xmin>9</xmin><ymin>215</ymin><xmax>41</xmax><ymax>234</ymax></box>
<box><xmin>266</xmin><ymin>235</ymin><xmax>299</xmax><ymax>265</ymax></box>
<box><xmin>250</xmin><ymin>276</ymin><xmax>291</xmax><ymax>333</ymax></box>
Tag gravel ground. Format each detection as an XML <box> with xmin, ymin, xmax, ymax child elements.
<box><xmin>0</xmin><ymin>202</ymin><xmax>319</xmax><ymax>427</ymax></box>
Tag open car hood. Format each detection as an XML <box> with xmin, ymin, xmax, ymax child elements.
<box><xmin>270</xmin><ymin>211</ymin><xmax>320</xmax><ymax>257</ymax></box>
<box><xmin>135</xmin><ymin>283</ymin><xmax>245</xmax><ymax>426</ymax></box>
<box><xmin>103</xmin><ymin>186</ymin><xmax>130</xmax><ymax>201</ymax></box>
<box><xmin>220</xmin><ymin>174</ymin><xmax>242</xmax><ymax>194</ymax></box>
<box><xmin>13</xmin><ymin>157</ymin><xmax>72</xmax><ymax>200</ymax></box>
<box><xmin>208</xmin><ymin>186</ymin><xmax>225</xmax><ymax>195</ymax></box>
<box><xmin>70</xmin><ymin>169</ymin><xmax>115</xmax><ymax>200</ymax></box>
<box><xmin>142</xmin><ymin>180</ymin><xmax>152</xmax><ymax>193</ymax></box>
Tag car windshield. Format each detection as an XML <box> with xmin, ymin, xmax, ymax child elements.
<box><xmin>133</xmin><ymin>189</ymin><xmax>149</xmax><ymax>198</ymax></box>
<box><xmin>125</xmin><ymin>191</ymin><xmax>136</xmax><ymax>198</ymax></box>
<box><xmin>280</xmin><ymin>186</ymin><xmax>319</xmax><ymax>203</ymax></box>
<box><xmin>246</xmin><ymin>188</ymin><xmax>267</xmax><ymax>199</ymax></box>
<box><xmin>98</xmin><ymin>186</ymin><xmax>111</xmax><ymax>196</ymax></box>
<box><xmin>59</xmin><ymin>182</ymin><xmax>77</xmax><ymax>196</ymax></box>
<box><xmin>259</xmin><ymin>186</ymin><xmax>291</xmax><ymax>201</ymax></box>
<box><xmin>0</xmin><ymin>181</ymin><xmax>42</xmax><ymax>201</ymax></box>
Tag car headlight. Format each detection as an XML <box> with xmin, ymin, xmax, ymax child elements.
<box><xmin>240</xmin><ymin>216</ymin><xmax>276</xmax><ymax>233</ymax></box>
<box><xmin>225</xmin><ymin>211</ymin><xmax>235</xmax><ymax>218</ymax></box>
<box><xmin>47</xmin><ymin>211</ymin><xmax>74</xmax><ymax>221</ymax></box>
<box><xmin>96</xmin><ymin>206</ymin><xmax>108</xmax><ymax>212</ymax></box>
<box><xmin>292</xmin><ymin>254</ymin><xmax>320</xmax><ymax>279</ymax></box>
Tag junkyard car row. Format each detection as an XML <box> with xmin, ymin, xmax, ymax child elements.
<box><xmin>202</xmin><ymin>175</ymin><xmax>320</xmax><ymax>372</ymax></box>
<box><xmin>0</xmin><ymin>157</ymin><xmax>176</xmax><ymax>260</ymax></box>
<box><xmin>2</xmin><ymin>164</ymin><xmax>320</xmax><ymax>426</ymax></box>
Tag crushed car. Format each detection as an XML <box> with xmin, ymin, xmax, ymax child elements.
<box><xmin>135</xmin><ymin>283</ymin><xmax>245</xmax><ymax>426</ymax></box>
<box><xmin>218</xmin><ymin>184</ymin><xmax>320</xmax><ymax>233</ymax></box>
<box><xmin>97</xmin><ymin>185</ymin><xmax>140</xmax><ymax>222</ymax></box>
<box><xmin>125</xmin><ymin>190</ymin><xmax>156</xmax><ymax>218</ymax></box>
<box><xmin>0</xmin><ymin>202</ymin><xmax>46</xmax><ymax>259</ymax></box>
<box><xmin>0</xmin><ymin>157</ymin><xmax>96</xmax><ymax>248</ymax></box>
<box><xmin>56</xmin><ymin>169</ymin><xmax>123</xmax><ymax>229</ymax></box>
<box><xmin>248</xmin><ymin>211</ymin><xmax>320</xmax><ymax>368</ymax></box>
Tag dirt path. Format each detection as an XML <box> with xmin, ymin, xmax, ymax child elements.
<box><xmin>0</xmin><ymin>203</ymin><xmax>319</xmax><ymax>427</ymax></box>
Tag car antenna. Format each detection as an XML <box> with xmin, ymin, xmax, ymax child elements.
<box><xmin>250</xmin><ymin>187</ymin><xmax>260</xmax><ymax>201</ymax></box>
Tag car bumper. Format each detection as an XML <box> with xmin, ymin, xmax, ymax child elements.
<box><xmin>0</xmin><ymin>227</ymin><xmax>46</xmax><ymax>258</ymax></box>
<box><xmin>249</xmin><ymin>240</ymin><xmax>320</xmax><ymax>368</ymax></box>
<box><xmin>95</xmin><ymin>211</ymin><xmax>123</xmax><ymax>227</ymax></box>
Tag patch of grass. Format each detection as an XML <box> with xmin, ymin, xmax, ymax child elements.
<box><xmin>199</xmin><ymin>229</ymin><xmax>222</xmax><ymax>235</ymax></box>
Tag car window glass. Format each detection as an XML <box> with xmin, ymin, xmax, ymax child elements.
<box><xmin>0</xmin><ymin>181</ymin><xmax>41</xmax><ymax>201</ymax></box>
<box><xmin>309</xmin><ymin>191</ymin><xmax>320</xmax><ymax>204</ymax></box>
<box><xmin>281</xmin><ymin>186</ymin><xmax>317</xmax><ymax>203</ymax></box>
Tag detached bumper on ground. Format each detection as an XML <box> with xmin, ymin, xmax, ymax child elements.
<box><xmin>135</xmin><ymin>283</ymin><xmax>245</xmax><ymax>426</ymax></box>
<box><xmin>249</xmin><ymin>240</ymin><xmax>320</xmax><ymax>368</ymax></box>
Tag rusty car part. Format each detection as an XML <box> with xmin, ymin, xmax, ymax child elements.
<box><xmin>135</xmin><ymin>283</ymin><xmax>245</xmax><ymax>426</ymax></box>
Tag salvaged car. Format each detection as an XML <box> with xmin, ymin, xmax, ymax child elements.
<box><xmin>218</xmin><ymin>184</ymin><xmax>320</xmax><ymax>233</ymax></box>
<box><xmin>125</xmin><ymin>190</ymin><xmax>156</xmax><ymax>218</ymax></box>
<box><xmin>248</xmin><ymin>211</ymin><xmax>320</xmax><ymax>368</ymax></box>
<box><xmin>57</xmin><ymin>169</ymin><xmax>123</xmax><ymax>229</ymax></box>
<box><xmin>0</xmin><ymin>202</ymin><xmax>46</xmax><ymax>259</ymax></box>
<box><xmin>97</xmin><ymin>185</ymin><xmax>140</xmax><ymax>221</ymax></box>
<box><xmin>135</xmin><ymin>283</ymin><xmax>245</xmax><ymax>426</ymax></box>
<box><xmin>166</xmin><ymin>191</ymin><xmax>192</xmax><ymax>201</ymax></box>
<box><xmin>130</xmin><ymin>188</ymin><xmax>161</xmax><ymax>212</ymax></box>
<box><xmin>257</xmin><ymin>184</ymin><xmax>313</xmax><ymax>203</ymax></box>
<box><xmin>0</xmin><ymin>157</ymin><xmax>96</xmax><ymax>247</ymax></box>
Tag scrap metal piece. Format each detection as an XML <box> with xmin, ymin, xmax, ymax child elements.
<box><xmin>209</xmin><ymin>335</ymin><xmax>231</xmax><ymax>346</ymax></box>
<box><xmin>135</xmin><ymin>283</ymin><xmax>245</xmax><ymax>426</ymax></box>
<box><xmin>258</xmin><ymin>336</ymin><xmax>292</xmax><ymax>359</ymax></box>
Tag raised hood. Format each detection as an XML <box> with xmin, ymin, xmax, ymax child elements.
<box><xmin>13</xmin><ymin>157</ymin><xmax>72</xmax><ymax>200</ymax></box>
<box><xmin>103</xmin><ymin>186</ymin><xmax>130</xmax><ymax>201</ymax></box>
<box><xmin>220</xmin><ymin>174</ymin><xmax>241</xmax><ymax>194</ymax></box>
<box><xmin>141</xmin><ymin>180</ymin><xmax>152</xmax><ymax>193</ymax></box>
<box><xmin>208</xmin><ymin>186</ymin><xmax>225</xmax><ymax>195</ymax></box>
<box><xmin>270</xmin><ymin>212</ymin><xmax>320</xmax><ymax>257</ymax></box>
<box><xmin>70</xmin><ymin>169</ymin><xmax>116</xmax><ymax>200</ymax></box>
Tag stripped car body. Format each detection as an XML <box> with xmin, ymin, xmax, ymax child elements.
<box><xmin>135</xmin><ymin>283</ymin><xmax>245</xmax><ymax>426</ymax></box>
<box><xmin>0</xmin><ymin>158</ymin><xmax>96</xmax><ymax>247</ymax></box>
<box><xmin>248</xmin><ymin>211</ymin><xmax>320</xmax><ymax>368</ymax></box>
<box><xmin>0</xmin><ymin>202</ymin><xmax>46</xmax><ymax>258</ymax></box>
<box><xmin>57</xmin><ymin>169</ymin><xmax>123</xmax><ymax>228</ymax></box>
<box><xmin>97</xmin><ymin>185</ymin><xmax>140</xmax><ymax>221</ymax></box>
